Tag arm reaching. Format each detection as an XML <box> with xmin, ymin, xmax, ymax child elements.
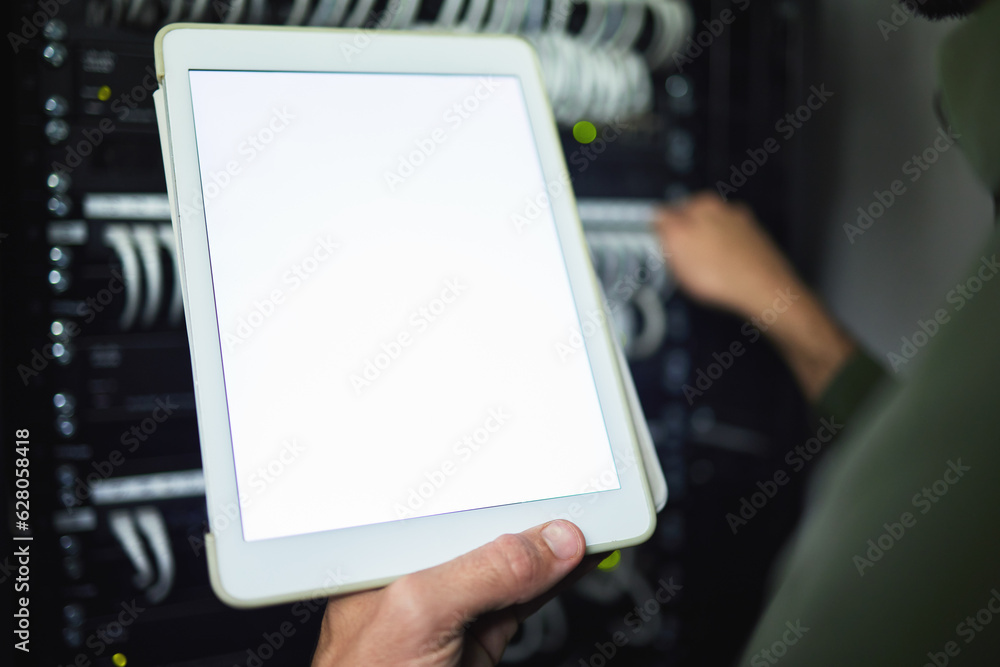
<box><xmin>654</xmin><ymin>193</ymin><xmax>856</xmax><ymax>401</ymax></box>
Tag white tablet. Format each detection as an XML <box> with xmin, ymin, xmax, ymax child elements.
<box><xmin>153</xmin><ymin>24</ymin><xmax>664</xmax><ymax>608</ymax></box>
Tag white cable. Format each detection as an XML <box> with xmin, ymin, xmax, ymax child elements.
<box><xmin>648</xmin><ymin>0</ymin><xmax>691</xmax><ymax>69</ymax></box>
<box><xmin>103</xmin><ymin>224</ymin><xmax>142</xmax><ymax>331</ymax></box>
<box><xmin>641</xmin><ymin>232</ymin><xmax>670</xmax><ymax>293</ymax></box>
<box><xmin>577</xmin><ymin>0</ymin><xmax>608</xmax><ymax>46</ymax></box>
<box><xmin>654</xmin><ymin>0</ymin><xmax>683</xmax><ymax>66</ymax></box>
<box><xmin>109</xmin><ymin>510</ymin><xmax>156</xmax><ymax>590</ymax></box>
<box><xmin>285</xmin><ymin>0</ymin><xmax>313</xmax><ymax>24</ymax></box>
<box><xmin>125</xmin><ymin>0</ymin><xmax>149</xmax><ymax>24</ymax></box>
<box><xmin>597</xmin><ymin>48</ymin><xmax>619</xmax><ymax>120</ymax></box>
<box><xmin>187</xmin><ymin>0</ymin><xmax>211</xmax><ymax>20</ymax></box>
<box><xmin>460</xmin><ymin>0</ymin><xmax>490</xmax><ymax>31</ymax></box>
<box><xmin>546</xmin><ymin>0</ymin><xmax>574</xmax><ymax>33</ymax></box>
<box><xmin>158</xmin><ymin>224</ymin><xmax>184</xmax><ymax>327</ymax></box>
<box><xmin>642</xmin><ymin>0</ymin><xmax>667</xmax><ymax>67</ymax></box>
<box><xmin>482</xmin><ymin>0</ymin><xmax>509</xmax><ymax>32</ymax></box>
<box><xmin>595</xmin><ymin>1</ymin><xmax>623</xmax><ymax>45</ymax></box>
<box><xmin>521</xmin><ymin>0</ymin><xmax>546</xmax><ymax>32</ymax></box>
<box><xmin>435</xmin><ymin>0</ymin><xmax>466</xmax><ymax>27</ymax></box>
<box><xmin>610</xmin><ymin>1</ymin><xmax>645</xmax><ymax>52</ymax></box>
<box><xmin>629</xmin><ymin>285</ymin><xmax>668</xmax><ymax>358</ymax></box>
<box><xmin>344</xmin><ymin>0</ymin><xmax>379</xmax><ymax>27</ymax></box>
<box><xmin>132</xmin><ymin>225</ymin><xmax>163</xmax><ymax>328</ymax></box>
<box><xmin>309</xmin><ymin>0</ymin><xmax>351</xmax><ymax>25</ymax></box>
<box><xmin>670</xmin><ymin>1</ymin><xmax>695</xmax><ymax>59</ymax></box>
<box><xmin>309</xmin><ymin>0</ymin><xmax>337</xmax><ymax>24</ymax></box>
<box><xmin>555</xmin><ymin>36</ymin><xmax>579</xmax><ymax>120</ymax></box>
<box><xmin>163</xmin><ymin>0</ymin><xmax>186</xmax><ymax>23</ymax></box>
<box><xmin>504</xmin><ymin>0</ymin><xmax>530</xmax><ymax>32</ymax></box>
<box><xmin>535</xmin><ymin>35</ymin><xmax>557</xmax><ymax>102</ymax></box>
<box><xmin>223</xmin><ymin>0</ymin><xmax>248</xmax><ymax>22</ymax></box>
<box><xmin>388</xmin><ymin>0</ymin><xmax>422</xmax><ymax>28</ymax></box>
<box><xmin>135</xmin><ymin>507</ymin><xmax>175</xmax><ymax>604</ymax></box>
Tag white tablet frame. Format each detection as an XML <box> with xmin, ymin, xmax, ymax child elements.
<box><xmin>154</xmin><ymin>24</ymin><xmax>658</xmax><ymax>607</ymax></box>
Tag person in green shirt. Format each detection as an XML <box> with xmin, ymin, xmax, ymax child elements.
<box><xmin>309</xmin><ymin>0</ymin><xmax>1000</xmax><ymax>663</ymax></box>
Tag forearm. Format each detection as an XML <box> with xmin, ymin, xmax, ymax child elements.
<box><xmin>742</xmin><ymin>286</ymin><xmax>857</xmax><ymax>403</ymax></box>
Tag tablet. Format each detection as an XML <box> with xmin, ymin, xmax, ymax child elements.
<box><xmin>153</xmin><ymin>24</ymin><xmax>664</xmax><ymax>607</ymax></box>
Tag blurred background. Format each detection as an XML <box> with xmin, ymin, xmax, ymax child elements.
<box><xmin>2</xmin><ymin>0</ymin><xmax>994</xmax><ymax>665</ymax></box>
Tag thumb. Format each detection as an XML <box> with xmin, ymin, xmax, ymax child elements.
<box><xmin>400</xmin><ymin>520</ymin><xmax>585</xmax><ymax>631</ymax></box>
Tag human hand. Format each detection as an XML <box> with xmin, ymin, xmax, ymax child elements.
<box><xmin>311</xmin><ymin>520</ymin><xmax>588</xmax><ymax>667</ymax></box>
<box><xmin>654</xmin><ymin>192</ymin><xmax>804</xmax><ymax>320</ymax></box>
<box><xmin>654</xmin><ymin>192</ymin><xmax>856</xmax><ymax>401</ymax></box>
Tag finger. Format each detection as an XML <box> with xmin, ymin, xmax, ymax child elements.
<box><xmin>397</xmin><ymin>520</ymin><xmax>585</xmax><ymax>633</ymax></box>
<box><xmin>510</xmin><ymin>552</ymin><xmax>603</xmax><ymax>622</ymax></box>
<box><xmin>468</xmin><ymin>553</ymin><xmax>602</xmax><ymax>663</ymax></box>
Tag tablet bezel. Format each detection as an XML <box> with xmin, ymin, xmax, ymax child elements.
<box><xmin>155</xmin><ymin>24</ymin><xmax>656</xmax><ymax>607</ymax></box>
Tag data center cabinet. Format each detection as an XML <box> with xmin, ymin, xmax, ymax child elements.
<box><xmin>5</xmin><ymin>1</ymin><xmax>814</xmax><ymax>664</ymax></box>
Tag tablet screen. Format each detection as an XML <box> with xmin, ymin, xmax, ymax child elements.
<box><xmin>188</xmin><ymin>70</ymin><xmax>620</xmax><ymax>542</ymax></box>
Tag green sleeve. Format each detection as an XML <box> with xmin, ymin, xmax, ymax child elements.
<box><xmin>814</xmin><ymin>348</ymin><xmax>887</xmax><ymax>425</ymax></box>
<box><xmin>736</xmin><ymin>231</ymin><xmax>1000</xmax><ymax>667</ymax></box>
<box><xmin>736</xmin><ymin>5</ymin><xmax>1000</xmax><ymax>664</ymax></box>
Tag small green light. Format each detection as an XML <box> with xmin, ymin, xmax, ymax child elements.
<box><xmin>573</xmin><ymin>121</ymin><xmax>597</xmax><ymax>144</ymax></box>
<box><xmin>112</xmin><ymin>653</ymin><xmax>127</xmax><ymax>667</ymax></box>
<box><xmin>597</xmin><ymin>550</ymin><xmax>621</xmax><ymax>571</ymax></box>
<box><xmin>98</xmin><ymin>85</ymin><xmax>112</xmax><ymax>102</ymax></box>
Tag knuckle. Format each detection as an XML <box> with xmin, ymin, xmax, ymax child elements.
<box><xmin>383</xmin><ymin>575</ymin><xmax>430</xmax><ymax>625</ymax></box>
<box><xmin>490</xmin><ymin>533</ymin><xmax>542</xmax><ymax>587</ymax></box>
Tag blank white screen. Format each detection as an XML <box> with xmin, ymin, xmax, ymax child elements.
<box><xmin>189</xmin><ymin>70</ymin><xmax>619</xmax><ymax>542</ymax></box>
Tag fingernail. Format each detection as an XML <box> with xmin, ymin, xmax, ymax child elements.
<box><xmin>542</xmin><ymin>521</ymin><xmax>580</xmax><ymax>560</ymax></box>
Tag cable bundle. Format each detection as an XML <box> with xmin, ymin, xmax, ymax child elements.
<box><xmin>85</xmin><ymin>0</ymin><xmax>692</xmax><ymax>124</ymax></box>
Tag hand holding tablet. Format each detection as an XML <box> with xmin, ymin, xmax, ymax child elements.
<box><xmin>154</xmin><ymin>24</ymin><xmax>665</xmax><ymax>607</ymax></box>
